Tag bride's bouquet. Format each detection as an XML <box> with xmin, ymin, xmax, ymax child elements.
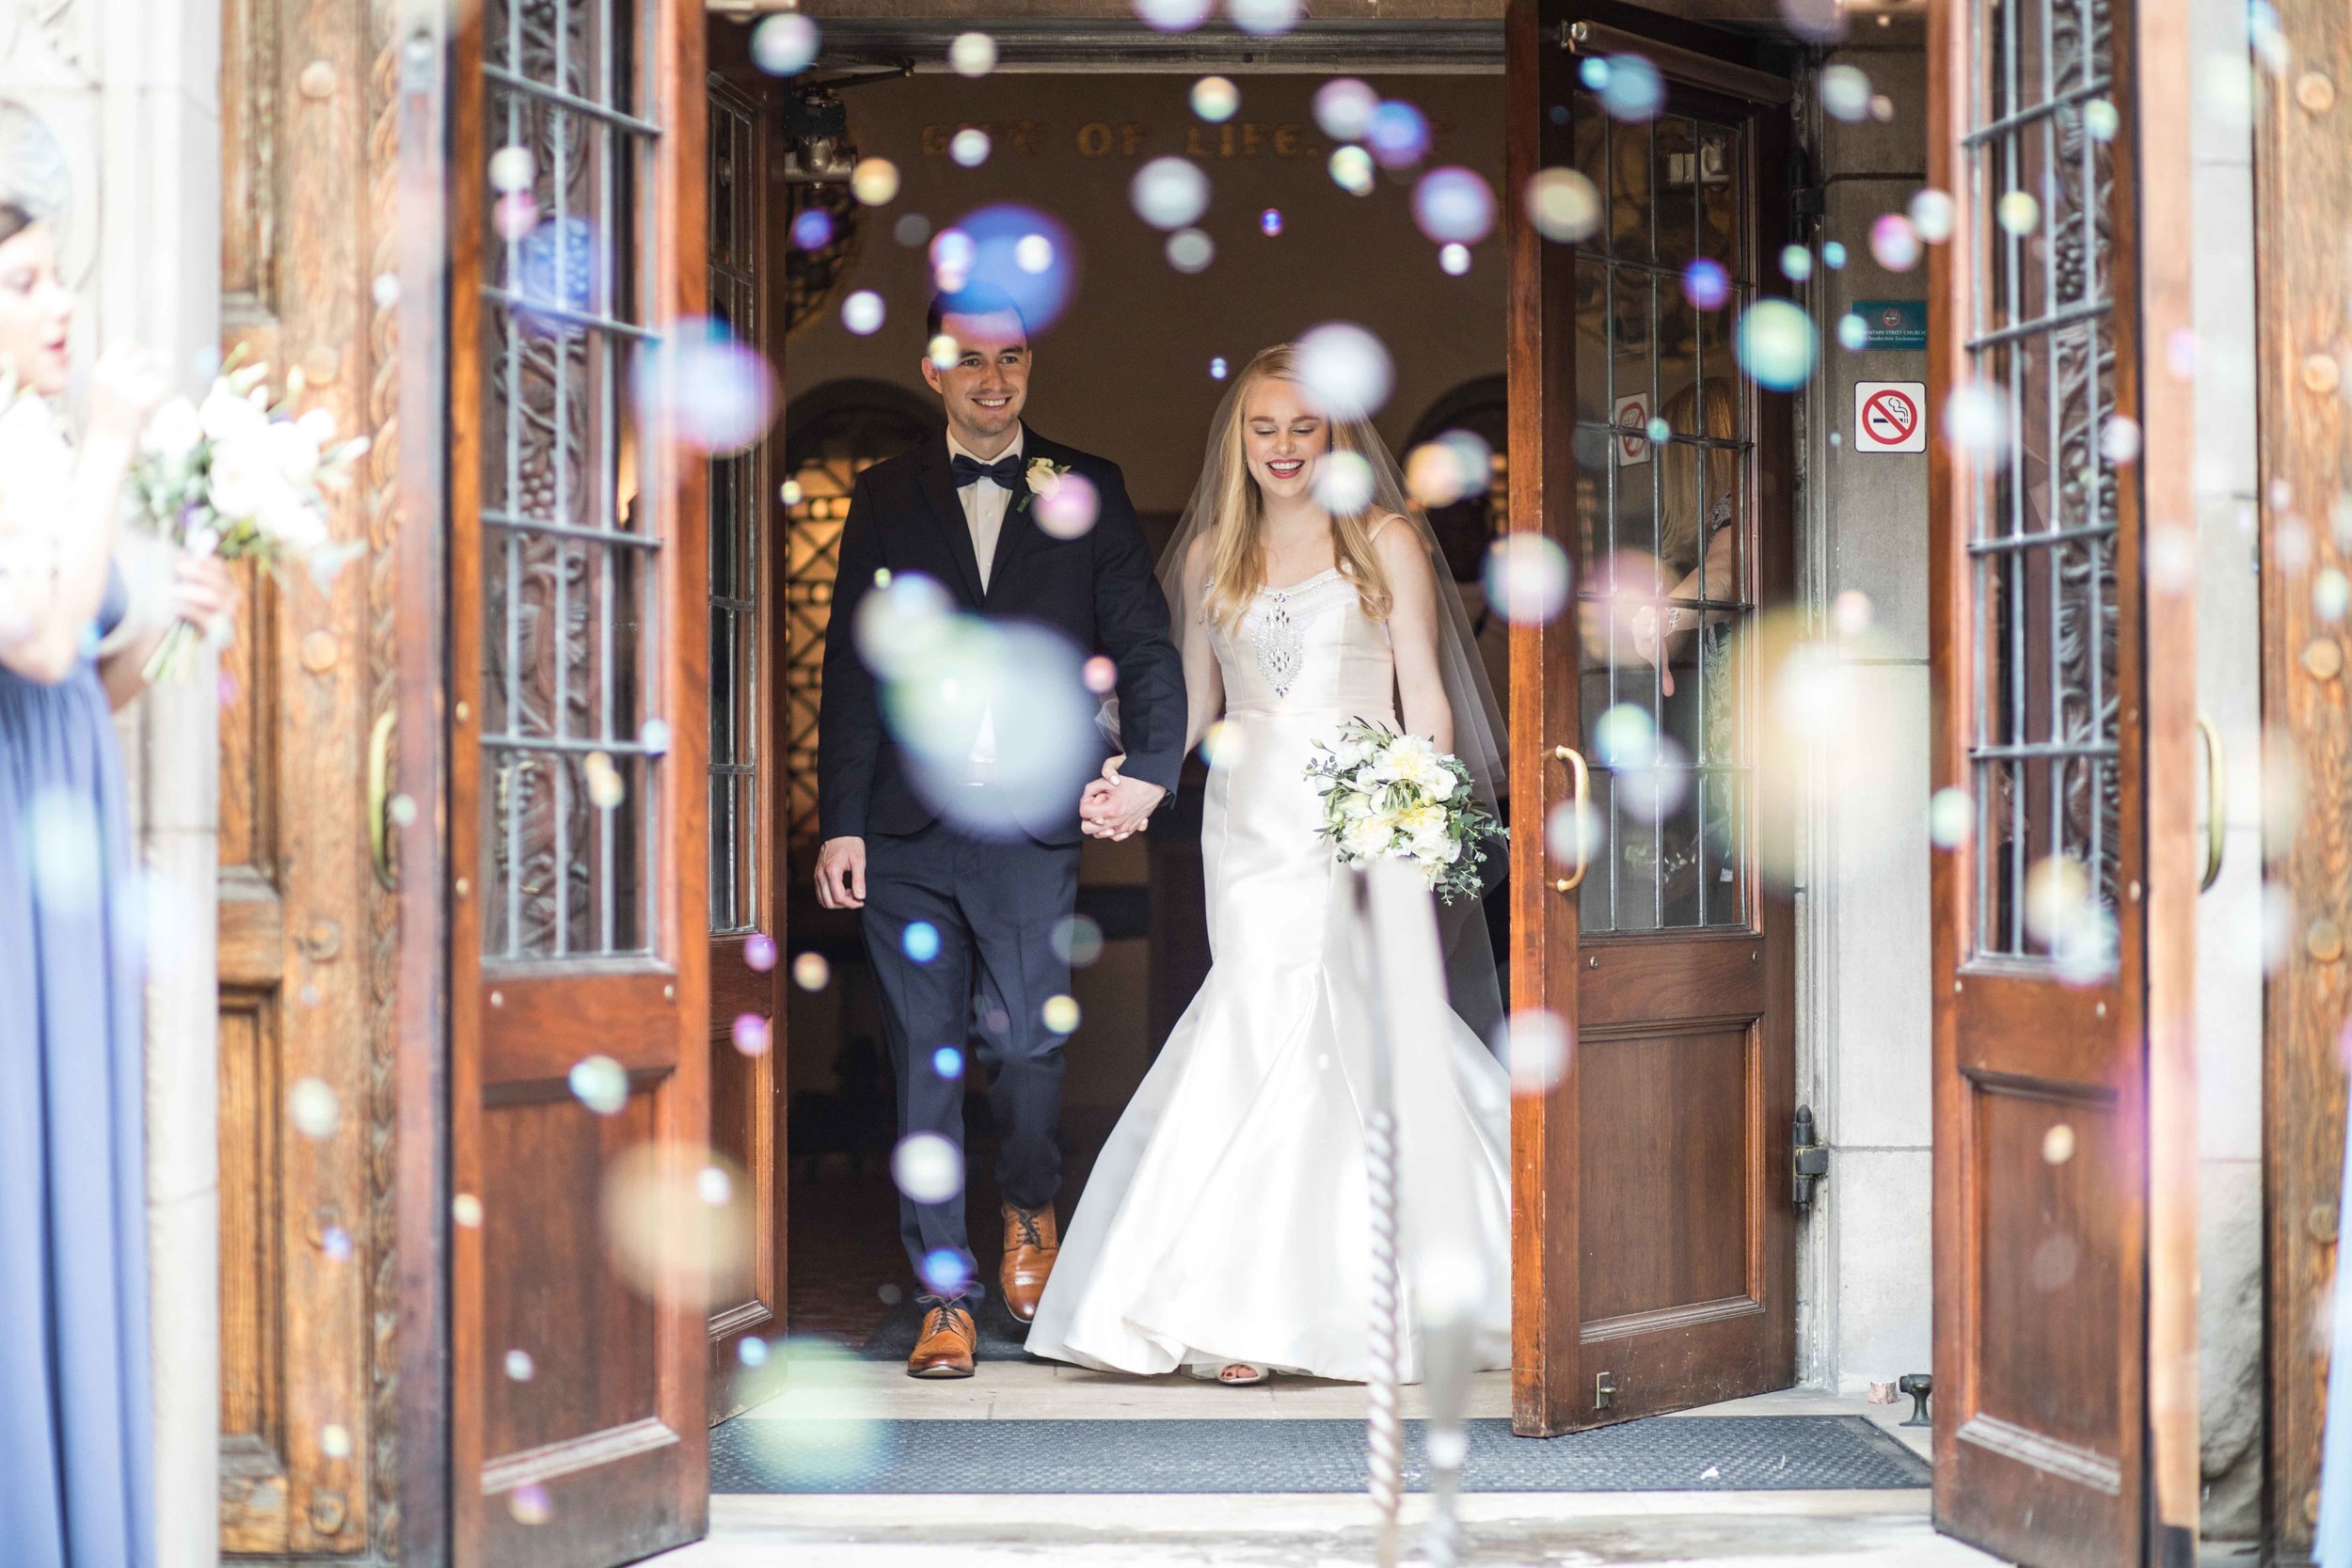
<box><xmin>125</xmin><ymin>357</ymin><xmax>366</xmax><ymax>681</ymax></box>
<box><xmin>1304</xmin><ymin>718</ymin><xmax>1506</xmax><ymax>904</ymax></box>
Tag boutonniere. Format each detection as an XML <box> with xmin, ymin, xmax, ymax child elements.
<box><xmin>1020</xmin><ymin>456</ymin><xmax>1072</xmax><ymax>512</ymax></box>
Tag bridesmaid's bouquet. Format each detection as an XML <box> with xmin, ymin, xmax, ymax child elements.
<box><xmin>1304</xmin><ymin>718</ymin><xmax>1506</xmax><ymax>904</ymax></box>
<box><xmin>126</xmin><ymin>358</ymin><xmax>366</xmax><ymax>680</ymax></box>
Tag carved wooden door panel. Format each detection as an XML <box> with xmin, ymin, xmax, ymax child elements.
<box><xmin>703</xmin><ymin>69</ymin><xmax>788</xmax><ymax>1420</ymax></box>
<box><xmin>447</xmin><ymin>1</ymin><xmax>710</xmax><ymax>1563</ymax></box>
<box><xmin>1925</xmin><ymin>0</ymin><xmax>2193</xmax><ymax>1558</ymax></box>
<box><xmin>215</xmin><ymin>0</ymin><xmax>381</xmax><ymax>1552</ymax></box>
<box><xmin>1505</xmin><ymin>0</ymin><xmax>1797</xmax><ymax>1437</ymax></box>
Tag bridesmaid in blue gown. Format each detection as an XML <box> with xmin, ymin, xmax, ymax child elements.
<box><xmin>0</xmin><ymin>201</ymin><xmax>237</xmax><ymax>1568</ymax></box>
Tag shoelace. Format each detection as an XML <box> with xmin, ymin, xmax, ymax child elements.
<box><xmin>1012</xmin><ymin>1209</ymin><xmax>1046</xmax><ymax>1249</ymax></box>
<box><xmin>924</xmin><ymin>1302</ymin><xmax>972</xmax><ymax>1336</ymax></box>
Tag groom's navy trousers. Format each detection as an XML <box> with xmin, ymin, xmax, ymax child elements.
<box><xmin>860</xmin><ymin>819</ymin><xmax>1081</xmax><ymax>1300</ymax></box>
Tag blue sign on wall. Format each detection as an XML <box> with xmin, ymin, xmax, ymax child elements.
<box><xmin>1849</xmin><ymin>299</ymin><xmax>1928</xmax><ymax>351</ymax></box>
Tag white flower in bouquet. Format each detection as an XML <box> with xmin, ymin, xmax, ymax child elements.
<box><xmin>0</xmin><ymin>377</ymin><xmax>75</xmax><ymax>641</ymax></box>
<box><xmin>128</xmin><ymin>355</ymin><xmax>367</xmax><ymax>681</ymax></box>
<box><xmin>1303</xmin><ymin>716</ymin><xmax>1505</xmax><ymax>905</ymax></box>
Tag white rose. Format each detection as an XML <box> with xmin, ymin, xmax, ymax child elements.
<box><xmin>258</xmin><ymin>484</ymin><xmax>327</xmax><ymax>552</ymax></box>
<box><xmin>200</xmin><ymin>382</ymin><xmax>269</xmax><ymax>445</ymax></box>
<box><xmin>297</xmin><ymin>407</ymin><xmax>341</xmax><ymax>447</ymax></box>
<box><xmin>1025</xmin><ymin>459</ymin><xmax>1062</xmax><ymax>499</ymax></box>
<box><xmin>205</xmin><ymin>436</ymin><xmax>271</xmax><ymax>521</ymax></box>
<box><xmin>143</xmin><ymin>396</ymin><xmax>203</xmax><ymax>462</ymax></box>
<box><xmin>1343</xmin><ymin>815</ymin><xmax>1393</xmax><ymax>862</ymax></box>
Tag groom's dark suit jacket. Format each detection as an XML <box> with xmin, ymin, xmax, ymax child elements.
<box><xmin>817</xmin><ymin>427</ymin><xmax>1187</xmax><ymax>847</ymax></box>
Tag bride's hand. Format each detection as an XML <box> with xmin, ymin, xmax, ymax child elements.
<box><xmin>1102</xmin><ymin>753</ymin><xmax>1125</xmax><ymax>782</ymax></box>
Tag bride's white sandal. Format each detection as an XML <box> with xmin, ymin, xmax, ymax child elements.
<box><xmin>1215</xmin><ymin>1362</ymin><xmax>1271</xmax><ymax>1386</ymax></box>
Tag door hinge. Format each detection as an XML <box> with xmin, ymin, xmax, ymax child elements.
<box><xmin>1792</xmin><ymin>185</ymin><xmax>1825</xmax><ymax>221</ymax></box>
<box><xmin>1792</xmin><ymin>1104</ymin><xmax>1830</xmax><ymax>1209</ymax></box>
<box><xmin>1595</xmin><ymin>1370</ymin><xmax>1616</xmax><ymax>1410</ymax></box>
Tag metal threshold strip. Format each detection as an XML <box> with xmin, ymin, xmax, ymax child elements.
<box><xmin>744</xmin><ymin>17</ymin><xmax>1508</xmax><ymax>73</ymax></box>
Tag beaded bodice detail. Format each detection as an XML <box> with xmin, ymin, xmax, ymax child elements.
<box><xmin>1208</xmin><ymin>567</ymin><xmax>1393</xmax><ymax>716</ymax></box>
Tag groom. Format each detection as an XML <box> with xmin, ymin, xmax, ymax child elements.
<box><xmin>814</xmin><ymin>283</ymin><xmax>1186</xmax><ymax>1378</ymax></box>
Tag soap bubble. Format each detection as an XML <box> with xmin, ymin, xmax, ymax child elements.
<box><xmin>1681</xmin><ymin>258</ymin><xmax>1731</xmax><ymax>309</ymax></box>
<box><xmin>600</xmin><ymin>1143</ymin><xmax>753</xmax><ymax>1308</ymax></box>
<box><xmin>1439</xmin><ymin>244</ymin><xmax>1470</xmax><ymax>276</ymax></box>
<box><xmin>894</xmin><ymin>213</ymin><xmax>931</xmax><ymax>247</ymax></box>
<box><xmin>1837</xmin><ymin>312</ymin><xmax>1870</xmax><ymax>351</ymax></box>
<box><xmin>883</xmin><ymin>619</ymin><xmax>1099</xmax><ymax>840</ymax></box>
<box><xmin>1366</xmin><ymin>101</ymin><xmax>1432</xmax><ymax>168</ymax></box>
<box><xmin>1167</xmin><ymin>229</ymin><xmax>1216</xmax><ymax>273</ymax></box>
<box><xmin>1406</xmin><ymin>430</ymin><xmax>1493</xmax><ymax>508</ymax></box>
<box><xmin>1871</xmin><ymin>95</ymin><xmax>1895</xmax><ymax>122</ymax></box>
<box><xmin>1525</xmin><ymin>167</ymin><xmax>1600</xmax><ymax>243</ymax></box>
<box><xmin>893</xmin><ymin>1132</ymin><xmax>964</xmax><ymax>1205</ymax></box>
<box><xmin>1192</xmin><ymin>75</ymin><xmax>1240</xmax><ymax>122</ymax></box>
<box><xmin>505</xmin><ymin>1349</ymin><xmax>535</xmax><ymax>1382</ymax></box>
<box><xmin>947</xmin><ymin>31</ymin><xmax>996</xmax><ymax>76</ymax></box>
<box><xmin>508</xmin><ymin>1484</ymin><xmax>552</xmax><ymax>1526</ymax></box>
<box><xmin>932</xmin><ymin>1046</ymin><xmax>964</xmax><ymax>1080</ymax></box>
<box><xmin>1328</xmin><ymin>145</ymin><xmax>1375</xmax><ymax>197</ymax></box>
<box><xmin>2084</xmin><ymin>99</ymin><xmax>2120</xmax><ymax>140</ymax></box>
<box><xmin>1210</xmin><ymin>356</ymin><xmax>1230</xmax><ymax>380</ymax></box>
<box><xmin>1413</xmin><ymin>166</ymin><xmax>1498</xmax><ymax>245</ymax></box>
<box><xmin>851</xmin><ymin>158</ymin><xmax>900</xmax><ymax>206</ymax></box>
<box><xmin>322</xmin><ymin>1423</ymin><xmax>353</xmax><ymax>1457</ymax></box>
<box><xmin>1082</xmin><ymin>656</ymin><xmax>1118</xmax><ymax>693</ymax></box>
<box><xmin>841</xmin><ymin>290</ymin><xmax>885</xmax><ymax>335</ymax></box>
<box><xmin>940</xmin><ymin>203</ymin><xmax>1080</xmax><ymax>332</ymax></box>
<box><xmin>1132</xmin><ymin>157</ymin><xmax>1210</xmax><ymax>230</ymax></box>
<box><xmin>1135</xmin><ymin>0</ymin><xmax>1212</xmax><ymax>30</ymax></box>
<box><xmin>792</xmin><ymin>952</ymin><xmax>831</xmax><ymax>991</ymax></box>
<box><xmin>751</xmin><ymin>14</ymin><xmax>818</xmax><ymax>75</ymax></box>
<box><xmin>1042</xmin><ymin>994</ymin><xmax>1082</xmax><ymax>1034</ymax></box>
<box><xmin>1501</xmin><ymin>1008</ymin><xmax>1572</xmax><ymax>1095</ymax></box>
<box><xmin>492</xmin><ymin>192</ymin><xmax>537</xmax><ymax>243</ymax></box>
<box><xmin>1314</xmin><ymin>79</ymin><xmax>1378</xmax><ymax>142</ymax></box>
<box><xmin>1832</xmin><ymin>590</ymin><xmax>1874</xmax><ymax>637</ymax></box>
<box><xmin>289</xmin><ymin>1078</ymin><xmax>341</xmax><ymax>1139</ymax></box>
<box><xmin>487</xmin><ymin>145</ymin><xmax>535</xmax><ymax>194</ymax></box>
<box><xmin>569</xmin><ymin>1054</ymin><xmax>629</xmax><ymax>1115</ymax></box>
<box><xmin>1037</xmin><ymin>471</ymin><xmax>1100</xmax><ymax>539</ymax></box>
<box><xmin>1594</xmin><ymin>702</ymin><xmax>1659</xmax><ymax>770</ymax></box>
<box><xmin>1613</xmin><ymin>732</ymin><xmax>1691</xmax><ymax>824</ymax></box>
<box><xmin>930</xmin><ymin>228</ymin><xmax>974</xmax><ymax>291</ymax></box>
<box><xmin>1228</xmin><ymin>0</ymin><xmax>1301</xmax><ymax>36</ymax></box>
<box><xmin>1996</xmin><ymin>190</ymin><xmax>2040</xmax><ymax>235</ymax></box>
<box><xmin>791</xmin><ymin>208</ymin><xmax>834</xmax><ymax>251</ymax></box>
<box><xmin>1546</xmin><ymin>796</ymin><xmax>1603</xmax><ymax>867</ymax></box>
<box><xmin>452</xmin><ymin>1194</ymin><xmax>483</xmax><ymax>1228</ymax></box>
<box><xmin>1942</xmin><ymin>377</ymin><xmax>2011</xmax><ymax>463</ymax></box>
<box><xmin>1775</xmin><ymin>0</ymin><xmax>1848</xmax><ymax>43</ymax></box>
<box><xmin>1822</xmin><ymin>240</ymin><xmax>1848</xmax><ymax>269</ymax></box>
<box><xmin>1736</xmin><ymin>298</ymin><xmax>1818</xmax><ymax>390</ymax></box>
<box><xmin>1909</xmin><ymin>187</ymin><xmax>1956</xmax><ymax>243</ymax></box>
<box><xmin>1295</xmin><ymin>322</ymin><xmax>1393</xmax><ymax>420</ymax></box>
<box><xmin>949</xmin><ymin>128</ymin><xmax>990</xmax><ymax>168</ymax></box>
<box><xmin>1314</xmin><ymin>450</ymin><xmax>1377</xmax><ymax>515</ymax></box>
<box><xmin>1928</xmin><ymin>787</ymin><xmax>1975</xmax><ymax>848</ymax></box>
<box><xmin>2042</xmin><ymin>1123</ymin><xmax>2077</xmax><ymax>1164</ymax></box>
<box><xmin>634</xmin><ymin>316</ymin><xmax>776</xmax><ymax>454</ymax></box>
<box><xmin>855</xmin><ymin>569</ymin><xmax>958</xmax><ymax>679</ymax></box>
<box><xmin>1483</xmin><ymin>533</ymin><xmax>1572</xmax><ymax>624</ymax></box>
<box><xmin>1820</xmin><ymin>64</ymin><xmax>1872</xmax><ymax>122</ymax></box>
<box><xmin>2099</xmin><ymin>413</ymin><xmax>2142</xmax><ymax>465</ymax></box>
<box><xmin>902</xmin><ymin>920</ymin><xmax>941</xmax><ymax>963</ymax></box>
<box><xmin>928</xmin><ymin>333</ymin><xmax>959</xmax><ymax>372</ymax></box>
<box><xmin>920</xmin><ymin>1249</ymin><xmax>971</xmax><ymax>1295</ymax></box>
<box><xmin>732</xmin><ymin>1013</ymin><xmax>770</xmax><ymax>1056</ymax></box>
<box><xmin>1052</xmin><ymin>913</ymin><xmax>1107</xmax><ymax>966</ymax></box>
<box><xmin>1869</xmin><ymin>214</ymin><xmax>1921</xmax><ymax>272</ymax></box>
<box><xmin>739</xmin><ymin>1337</ymin><xmax>771</xmax><ymax>1369</ymax></box>
<box><xmin>1598</xmin><ymin>55</ymin><xmax>1664</xmax><ymax>122</ymax></box>
<box><xmin>1260</xmin><ymin>208</ymin><xmax>1283</xmax><ymax>237</ymax></box>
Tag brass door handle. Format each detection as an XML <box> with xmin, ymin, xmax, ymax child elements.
<box><xmin>1552</xmin><ymin>743</ymin><xmax>1591</xmax><ymax>893</ymax></box>
<box><xmin>368</xmin><ymin>709</ymin><xmax>397</xmax><ymax>892</ymax></box>
<box><xmin>2197</xmin><ymin>713</ymin><xmax>2225</xmax><ymax>893</ymax></box>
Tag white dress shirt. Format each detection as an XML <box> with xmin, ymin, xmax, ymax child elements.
<box><xmin>946</xmin><ymin>426</ymin><xmax>1025</xmax><ymax>782</ymax></box>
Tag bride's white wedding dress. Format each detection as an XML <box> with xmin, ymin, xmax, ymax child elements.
<box><xmin>1024</xmin><ymin>562</ymin><xmax>1513</xmax><ymax>1382</ymax></box>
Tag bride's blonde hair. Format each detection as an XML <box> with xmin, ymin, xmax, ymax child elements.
<box><xmin>1199</xmin><ymin>344</ymin><xmax>1396</xmax><ymax>630</ymax></box>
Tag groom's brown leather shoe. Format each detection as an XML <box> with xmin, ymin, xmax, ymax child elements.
<box><xmin>907</xmin><ymin>1299</ymin><xmax>977</xmax><ymax>1379</ymax></box>
<box><xmin>999</xmin><ymin>1202</ymin><xmax>1059</xmax><ymax>1323</ymax></box>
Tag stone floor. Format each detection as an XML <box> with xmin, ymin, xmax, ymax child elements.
<box><xmin>648</xmin><ymin>1366</ymin><xmax>2008</xmax><ymax>1567</ymax></box>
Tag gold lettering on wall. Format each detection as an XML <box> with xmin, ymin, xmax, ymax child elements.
<box><xmin>925</xmin><ymin>121</ymin><xmax>1320</xmax><ymax>158</ymax></box>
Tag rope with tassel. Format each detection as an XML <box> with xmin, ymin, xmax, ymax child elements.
<box><xmin>1355</xmin><ymin>870</ymin><xmax>1407</xmax><ymax>1567</ymax></box>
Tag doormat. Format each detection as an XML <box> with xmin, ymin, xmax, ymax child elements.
<box><xmin>710</xmin><ymin>1415</ymin><xmax>1931</xmax><ymax>1495</ymax></box>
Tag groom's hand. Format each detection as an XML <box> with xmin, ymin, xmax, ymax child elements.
<box><xmin>1081</xmin><ymin>775</ymin><xmax>1166</xmax><ymax>841</ymax></box>
<box><xmin>815</xmin><ymin>836</ymin><xmax>867</xmax><ymax>910</ymax></box>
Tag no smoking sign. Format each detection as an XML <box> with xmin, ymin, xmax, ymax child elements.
<box><xmin>1852</xmin><ymin>380</ymin><xmax>1927</xmax><ymax>453</ymax></box>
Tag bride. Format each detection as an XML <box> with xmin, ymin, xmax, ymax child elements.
<box><xmin>1024</xmin><ymin>344</ymin><xmax>1512</xmax><ymax>1386</ymax></box>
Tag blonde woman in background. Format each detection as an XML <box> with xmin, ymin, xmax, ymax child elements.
<box><xmin>1033</xmin><ymin>344</ymin><xmax>1512</xmax><ymax>1386</ymax></box>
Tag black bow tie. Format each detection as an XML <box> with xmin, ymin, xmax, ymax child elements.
<box><xmin>951</xmin><ymin>451</ymin><xmax>1025</xmax><ymax>491</ymax></box>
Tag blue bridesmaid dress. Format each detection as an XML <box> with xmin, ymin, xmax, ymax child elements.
<box><xmin>0</xmin><ymin>568</ymin><xmax>155</xmax><ymax>1568</ymax></box>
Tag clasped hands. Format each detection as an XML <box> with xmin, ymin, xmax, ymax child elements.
<box><xmin>1081</xmin><ymin>754</ymin><xmax>1165</xmax><ymax>842</ymax></box>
